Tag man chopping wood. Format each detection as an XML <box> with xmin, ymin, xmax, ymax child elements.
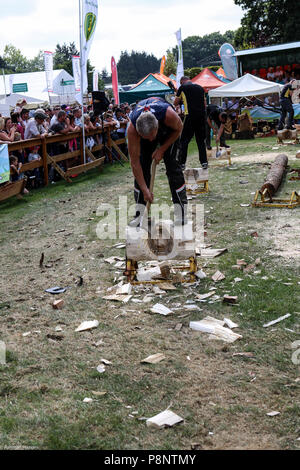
<box><xmin>127</xmin><ymin>97</ymin><xmax>187</xmax><ymax>226</ymax></box>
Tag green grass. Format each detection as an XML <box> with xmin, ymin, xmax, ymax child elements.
<box><xmin>0</xmin><ymin>136</ymin><xmax>299</xmax><ymax>450</ymax></box>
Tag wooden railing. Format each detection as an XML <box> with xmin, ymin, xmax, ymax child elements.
<box><xmin>5</xmin><ymin>124</ymin><xmax>128</xmax><ymax>186</ymax></box>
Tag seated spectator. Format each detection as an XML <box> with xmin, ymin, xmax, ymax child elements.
<box><xmin>267</xmin><ymin>67</ymin><xmax>275</xmax><ymax>81</ymax></box>
<box><xmin>67</xmin><ymin>113</ymin><xmax>81</xmax><ymax>152</ymax></box>
<box><xmin>24</xmin><ymin>110</ymin><xmax>48</xmax><ymax>140</ymax></box>
<box><xmin>114</xmin><ymin>108</ymin><xmax>129</xmax><ymax>156</ymax></box>
<box><xmin>84</xmin><ymin>114</ymin><xmax>96</xmax><ymax>150</ymax></box>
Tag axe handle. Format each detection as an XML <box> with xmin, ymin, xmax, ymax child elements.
<box><xmin>146</xmin><ymin>159</ymin><xmax>157</xmax><ymax>212</ymax></box>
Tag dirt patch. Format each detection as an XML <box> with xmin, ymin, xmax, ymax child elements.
<box><xmin>232</xmin><ymin>151</ymin><xmax>298</xmax><ymax>164</ymax></box>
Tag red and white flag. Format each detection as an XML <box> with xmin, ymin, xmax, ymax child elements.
<box><xmin>111</xmin><ymin>57</ymin><xmax>119</xmax><ymax>105</ymax></box>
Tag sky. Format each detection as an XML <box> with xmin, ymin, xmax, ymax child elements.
<box><xmin>0</xmin><ymin>0</ymin><xmax>244</xmax><ymax>73</ymax></box>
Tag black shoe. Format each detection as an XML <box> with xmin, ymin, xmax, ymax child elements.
<box><xmin>277</xmin><ymin>126</ymin><xmax>284</xmax><ymax>131</ymax></box>
<box><xmin>223</xmin><ymin>144</ymin><xmax>230</xmax><ymax>148</ymax></box>
<box><xmin>181</xmin><ymin>164</ymin><xmax>186</xmax><ymax>171</ymax></box>
<box><xmin>287</xmin><ymin>126</ymin><xmax>296</xmax><ymax>130</ymax></box>
<box><xmin>202</xmin><ymin>163</ymin><xmax>208</xmax><ymax>170</ymax></box>
<box><xmin>206</xmin><ymin>146</ymin><xmax>212</xmax><ymax>150</ymax></box>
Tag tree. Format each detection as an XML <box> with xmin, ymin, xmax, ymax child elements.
<box><xmin>54</xmin><ymin>42</ymin><xmax>79</xmax><ymax>75</ymax></box>
<box><xmin>117</xmin><ymin>51</ymin><xmax>160</xmax><ymax>84</ymax></box>
<box><xmin>164</xmin><ymin>49</ymin><xmax>177</xmax><ymax>77</ymax></box>
<box><xmin>101</xmin><ymin>68</ymin><xmax>111</xmax><ymax>84</ymax></box>
<box><xmin>234</xmin><ymin>0</ymin><xmax>300</xmax><ymax>48</ymax></box>
<box><xmin>28</xmin><ymin>50</ymin><xmax>44</xmax><ymax>72</ymax></box>
<box><xmin>173</xmin><ymin>31</ymin><xmax>236</xmax><ymax>69</ymax></box>
<box><xmin>3</xmin><ymin>44</ymin><xmax>29</xmax><ymax>73</ymax></box>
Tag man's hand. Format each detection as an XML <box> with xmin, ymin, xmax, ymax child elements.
<box><xmin>152</xmin><ymin>147</ymin><xmax>164</xmax><ymax>164</ymax></box>
<box><xmin>143</xmin><ymin>188</ymin><xmax>154</xmax><ymax>203</ymax></box>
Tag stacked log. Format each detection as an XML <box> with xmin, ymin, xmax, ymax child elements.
<box><xmin>260</xmin><ymin>154</ymin><xmax>288</xmax><ymax>196</ymax></box>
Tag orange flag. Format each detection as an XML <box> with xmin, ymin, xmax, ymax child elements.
<box><xmin>160</xmin><ymin>55</ymin><xmax>166</xmax><ymax>75</ymax></box>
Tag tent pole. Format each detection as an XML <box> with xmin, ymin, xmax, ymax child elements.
<box><xmin>2</xmin><ymin>69</ymin><xmax>7</xmax><ymax>104</ymax></box>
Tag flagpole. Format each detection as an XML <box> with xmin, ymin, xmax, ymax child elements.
<box><xmin>79</xmin><ymin>0</ymin><xmax>86</xmax><ymax>165</ymax></box>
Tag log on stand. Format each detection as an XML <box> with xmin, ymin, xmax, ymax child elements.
<box><xmin>260</xmin><ymin>154</ymin><xmax>288</xmax><ymax>196</ymax></box>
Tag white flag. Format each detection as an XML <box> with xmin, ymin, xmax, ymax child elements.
<box><xmin>44</xmin><ymin>51</ymin><xmax>54</xmax><ymax>93</ymax></box>
<box><xmin>93</xmin><ymin>70</ymin><xmax>99</xmax><ymax>91</ymax></box>
<box><xmin>72</xmin><ymin>55</ymin><xmax>82</xmax><ymax>104</ymax></box>
<box><xmin>81</xmin><ymin>0</ymin><xmax>99</xmax><ymax>93</ymax></box>
<box><xmin>175</xmin><ymin>29</ymin><xmax>184</xmax><ymax>88</ymax></box>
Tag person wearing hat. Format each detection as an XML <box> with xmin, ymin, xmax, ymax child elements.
<box><xmin>24</xmin><ymin>110</ymin><xmax>48</xmax><ymax>140</ymax></box>
<box><xmin>14</xmin><ymin>99</ymin><xmax>27</xmax><ymax>114</ymax></box>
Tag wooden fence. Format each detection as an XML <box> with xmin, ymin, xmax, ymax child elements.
<box><xmin>0</xmin><ymin>125</ymin><xmax>128</xmax><ymax>202</ymax></box>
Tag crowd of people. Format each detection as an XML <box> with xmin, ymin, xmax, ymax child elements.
<box><xmin>247</xmin><ymin>64</ymin><xmax>300</xmax><ymax>84</ymax></box>
<box><xmin>0</xmin><ymin>99</ymin><xmax>133</xmax><ymax>188</ymax></box>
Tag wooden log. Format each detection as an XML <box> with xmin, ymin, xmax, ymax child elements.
<box><xmin>260</xmin><ymin>154</ymin><xmax>288</xmax><ymax>196</ymax></box>
<box><xmin>126</xmin><ymin>220</ymin><xmax>195</xmax><ymax>262</ymax></box>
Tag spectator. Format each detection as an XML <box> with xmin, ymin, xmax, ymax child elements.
<box><xmin>50</xmin><ymin>106</ymin><xmax>61</xmax><ymax>127</ymax></box>
<box><xmin>14</xmin><ymin>99</ymin><xmax>27</xmax><ymax>114</ymax></box>
<box><xmin>50</xmin><ymin>110</ymin><xmax>69</xmax><ymax>135</ymax></box>
<box><xmin>24</xmin><ymin>110</ymin><xmax>48</xmax><ymax>140</ymax></box>
<box><xmin>9</xmin><ymin>155</ymin><xmax>22</xmax><ymax>181</ymax></box>
<box><xmin>0</xmin><ymin>117</ymin><xmax>17</xmax><ymax>142</ymax></box>
<box><xmin>74</xmin><ymin>107</ymin><xmax>83</xmax><ymax>128</ymax></box>
<box><xmin>11</xmin><ymin>112</ymin><xmax>25</xmax><ymax>140</ymax></box>
<box><xmin>27</xmin><ymin>145</ymin><xmax>42</xmax><ymax>187</ymax></box>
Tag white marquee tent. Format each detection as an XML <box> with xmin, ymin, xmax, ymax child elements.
<box><xmin>0</xmin><ymin>69</ymin><xmax>77</xmax><ymax>106</ymax></box>
<box><xmin>208</xmin><ymin>73</ymin><xmax>282</xmax><ymax>98</ymax></box>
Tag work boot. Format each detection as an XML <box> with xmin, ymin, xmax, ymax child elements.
<box><xmin>223</xmin><ymin>144</ymin><xmax>230</xmax><ymax>148</ymax></box>
<box><xmin>202</xmin><ymin>162</ymin><xmax>208</xmax><ymax>169</ymax></box>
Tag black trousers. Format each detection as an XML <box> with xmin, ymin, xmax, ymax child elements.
<box><xmin>206</xmin><ymin>123</ymin><xmax>226</xmax><ymax>148</ymax></box>
<box><xmin>179</xmin><ymin>114</ymin><xmax>207</xmax><ymax>166</ymax></box>
<box><xmin>134</xmin><ymin>127</ymin><xmax>187</xmax><ymax>216</ymax></box>
<box><xmin>279</xmin><ymin>99</ymin><xmax>294</xmax><ymax>129</ymax></box>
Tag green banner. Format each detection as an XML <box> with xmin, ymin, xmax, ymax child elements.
<box><xmin>0</xmin><ymin>144</ymin><xmax>10</xmax><ymax>184</ymax></box>
<box><xmin>61</xmin><ymin>80</ymin><xmax>75</xmax><ymax>86</ymax></box>
<box><xmin>13</xmin><ymin>83</ymin><xmax>28</xmax><ymax>93</ymax></box>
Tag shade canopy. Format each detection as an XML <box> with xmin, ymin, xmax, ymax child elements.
<box><xmin>191</xmin><ymin>68</ymin><xmax>226</xmax><ymax>92</ymax></box>
<box><xmin>209</xmin><ymin>73</ymin><xmax>282</xmax><ymax>98</ymax></box>
<box><xmin>119</xmin><ymin>73</ymin><xmax>176</xmax><ymax>104</ymax></box>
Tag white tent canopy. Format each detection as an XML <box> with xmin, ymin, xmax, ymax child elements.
<box><xmin>0</xmin><ymin>69</ymin><xmax>77</xmax><ymax>105</ymax></box>
<box><xmin>208</xmin><ymin>73</ymin><xmax>282</xmax><ymax>98</ymax></box>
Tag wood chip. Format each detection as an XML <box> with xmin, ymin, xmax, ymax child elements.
<box><xmin>233</xmin><ymin>352</ymin><xmax>255</xmax><ymax>358</ymax></box>
<box><xmin>52</xmin><ymin>299</ymin><xmax>64</xmax><ymax>310</ymax></box>
<box><xmin>267</xmin><ymin>411</ymin><xmax>280</xmax><ymax>417</ymax></box>
<box><xmin>150</xmin><ymin>304</ymin><xmax>173</xmax><ymax>316</ymax></box>
<box><xmin>200</xmin><ymin>248</ymin><xmax>228</xmax><ymax>258</ymax></box>
<box><xmin>91</xmin><ymin>391</ymin><xmax>107</xmax><ymax>397</ymax></box>
<box><xmin>195</xmin><ymin>291</ymin><xmax>216</xmax><ymax>301</ymax></box>
<box><xmin>141</xmin><ymin>353</ymin><xmax>166</xmax><ymax>364</ymax></box>
<box><xmin>103</xmin><ymin>294</ymin><xmax>132</xmax><ymax>303</ymax></box>
<box><xmin>115</xmin><ymin>283</ymin><xmax>132</xmax><ymax>295</ymax></box>
<box><xmin>263</xmin><ymin>313</ymin><xmax>291</xmax><ymax>328</ymax></box>
<box><xmin>224</xmin><ymin>318</ymin><xmax>239</xmax><ymax>329</ymax></box>
<box><xmin>190</xmin><ymin>316</ymin><xmax>242</xmax><ymax>343</ymax></box>
<box><xmin>175</xmin><ymin>323</ymin><xmax>183</xmax><ymax>331</ymax></box>
<box><xmin>159</xmin><ymin>282</ymin><xmax>177</xmax><ymax>291</ymax></box>
<box><xmin>212</xmin><ymin>271</ymin><xmax>225</xmax><ymax>282</ymax></box>
<box><xmin>75</xmin><ymin>320</ymin><xmax>99</xmax><ymax>332</ymax></box>
<box><xmin>146</xmin><ymin>409</ymin><xmax>184</xmax><ymax>429</ymax></box>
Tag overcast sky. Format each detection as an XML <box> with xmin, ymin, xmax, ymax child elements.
<box><xmin>0</xmin><ymin>0</ymin><xmax>244</xmax><ymax>73</ymax></box>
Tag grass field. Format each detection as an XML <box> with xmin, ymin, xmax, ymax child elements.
<box><xmin>0</xmin><ymin>136</ymin><xmax>299</xmax><ymax>450</ymax></box>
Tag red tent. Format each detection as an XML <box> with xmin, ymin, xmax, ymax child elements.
<box><xmin>216</xmin><ymin>67</ymin><xmax>226</xmax><ymax>78</ymax></box>
<box><xmin>191</xmin><ymin>68</ymin><xmax>225</xmax><ymax>92</ymax></box>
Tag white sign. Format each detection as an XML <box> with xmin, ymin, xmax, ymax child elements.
<box><xmin>93</xmin><ymin>70</ymin><xmax>99</xmax><ymax>91</ymax></box>
<box><xmin>72</xmin><ymin>55</ymin><xmax>82</xmax><ymax>104</ymax></box>
<box><xmin>81</xmin><ymin>0</ymin><xmax>99</xmax><ymax>93</ymax></box>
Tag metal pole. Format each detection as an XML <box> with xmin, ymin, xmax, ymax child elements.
<box><xmin>79</xmin><ymin>0</ymin><xmax>86</xmax><ymax>164</ymax></box>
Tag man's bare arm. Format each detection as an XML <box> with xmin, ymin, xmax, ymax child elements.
<box><xmin>127</xmin><ymin>122</ymin><xmax>153</xmax><ymax>201</ymax></box>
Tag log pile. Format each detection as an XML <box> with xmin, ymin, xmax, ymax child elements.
<box><xmin>260</xmin><ymin>154</ymin><xmax>288</xmax><ymax>196</ymax></box>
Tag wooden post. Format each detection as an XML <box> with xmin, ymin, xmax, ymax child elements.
<box><xmin>42</xmin><ymin>138</ymin><xmax>49</xmax><ymax>186</ymax></box>
<box><xmin>80</xmin><ymin>132</ymin><xmax>84</xmax><ymax>165</ymax></box>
